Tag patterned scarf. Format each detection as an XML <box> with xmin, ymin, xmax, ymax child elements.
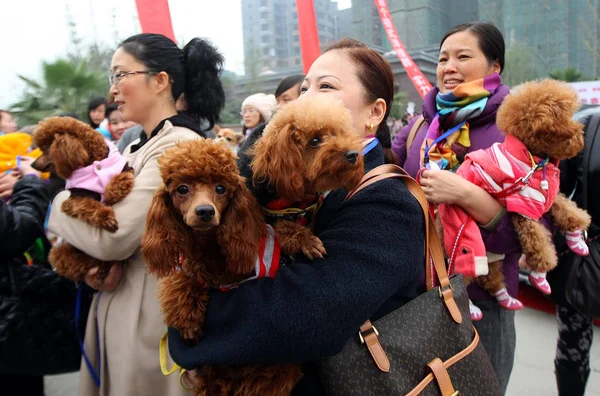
<box><xmin>420</xmin><ymin>73</ymin><xmax>502</xmax><ymax>171</ymax></box>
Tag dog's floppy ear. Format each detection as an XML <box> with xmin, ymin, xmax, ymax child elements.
<box><xmin>50</xmin><ymin>134</ymin><xmax>90</xmax><ymax>179</ymax></box>
<box><xmin>217</xmin><ymin>178</ymin><xmax>264</xmax><ymax>275</ymax></box>
<box><xmin>251</xmin><ymin>124</ymin><xmax>305</xmax><ymax>201</ymax></box>
<box><xmin>141</xmin><ymin>185</ymin><xmax>184</xmax><ymax>278</ymax></box>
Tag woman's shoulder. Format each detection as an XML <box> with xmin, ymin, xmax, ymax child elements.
<box><xmin>141</xmin><ymin>122</ymin><xmax>202</xmax><ymax>154</ymax></box>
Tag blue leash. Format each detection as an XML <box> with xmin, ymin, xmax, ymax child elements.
<box><xmin>423</xmin><ymin>120</ymin><xmax>466</xmax><ymax>164</ymax></box>
<box><xmin>362</xmin><ymin>137</ymin><xmax>379</xmax><ymax>156</ymax></box>
<box><xmin>76</xmin><ymin>284</ymin><xmax>102</xmax><ymax>388</ymax></box>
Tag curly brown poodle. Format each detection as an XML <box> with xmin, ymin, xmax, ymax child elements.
<box><xmin>32</xmin><ymin>116</ymin><xmax>134</xmax><ymax>285</ymax></box>
<box><xmin>477</xmin><ymin>79</ymin><xmax>591</xmax><ymax>295</ymax></box>
<box><xmin>141</xmin><ymin>139</ymin><xmax>301</xmax><ymax>396</ymax></box>
<box><xmin>250</xmin><ymin>97</ymin><xmax>365</xmax><ymax>259</ymax></box>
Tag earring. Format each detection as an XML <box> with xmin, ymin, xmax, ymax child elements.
<box><xmin>369</xmin><ymin>123</ymin><xmax>374</xmax><ymax>132</ymax></box>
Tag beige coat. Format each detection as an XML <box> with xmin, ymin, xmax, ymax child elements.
<box><xmin>49</xmin><ymin>121</ymin><xmax>201</xmax><ymax>396</ymax></box>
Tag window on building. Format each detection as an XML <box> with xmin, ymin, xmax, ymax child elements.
<box><xmin>263</xmin><ymin>47</ymin><xmax>270</xmax><ymax>56</ymax></box>
<box><xmin>262</xmin><ymin>35</ymin><xmax>269</xmax><ymax>44</ymax></box>
<box><xmin>260</xmin><ymin>11</ymin><xmax>268</xmax><ymax>19</ymax></box>
<box><xmin>261</xmin><ymin>0</ymin><xmax>267</xmax><ymax>5</ymax></box>
<box><xmin>261</xmin><ymin>23</ymin><xmax>269</xmax><ymax>32</ymax></box>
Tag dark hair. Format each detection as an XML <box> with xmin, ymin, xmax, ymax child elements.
<box><xmin>275</xmin><ymin>74</ymin><xmax>305</xmax><ymax>99</ymax></box>
<box><xmin>119</xmin><ymin>33</ymin><xmax>225</xmax><ymax>131</ymax></box>
<box><xmin>105</xmin><ymin>103</ymin><xmax>120</xmax><ymax>120</ymax></box>
<box><xmin>59</xmin><ymin>112</ymin><xmax>81</xmax><ymax>121</ymax></box>
<box><xmin>325</xmin><ymin>38</ymin><xmax>396</xmax><ymax>164</ymax></box>
<box><xmin>87</xmin><ymin>96</ymin><xmax>108</xmax><ymax>128</ymax></box>
<box><xmin>440</xmin><ymin>22</ymin><xmax>505</xmax><ymax>73</ymax></box>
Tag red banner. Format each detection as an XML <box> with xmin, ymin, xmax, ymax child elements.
<box><xmin>135</xmin><ymin>0</ymin><xmax>176</xmax><ymax>43</ymax></box>
<box><xmin>374</xmin><ymin>0</ymin><xmax>432</xmax><ymax>98</ymax></box>
<box><xmin>296</xmin><ymin>0</ymin><xmax>321</xmax><ymax>74</ymax></box>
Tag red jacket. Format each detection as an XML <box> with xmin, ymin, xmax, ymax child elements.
<box><xmin>438</xmin><ymin>135</ymin><xmax>560</xmax><ymax>278</ymax></box>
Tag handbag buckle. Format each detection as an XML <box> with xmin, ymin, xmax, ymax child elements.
<box><xmin>358</xmin><ymin>326</ymin><xmax>379</xmax><ymax>344</ymax></box>
<box><xmin>438</xmin><ymin>283</ymin><xmax>453</xmax><ymax>298</ymax></box>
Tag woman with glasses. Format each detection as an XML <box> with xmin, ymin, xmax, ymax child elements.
<box><xmin>48</xmin><ymin>33</ymin><xmax>225</xmax><ymax>396</ymax></box>
<box><xmin>240</xmin><ymin>93</ymin><xmax>276</xmax><ymax>136</ymax></box>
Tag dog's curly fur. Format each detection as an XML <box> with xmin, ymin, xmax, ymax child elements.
<box><xmin>141</xmin><ymin>139</ymin><xmax>302</xmax><ymax>396</ymax></box>
<box><xmin>250</xmin><ymin>97</ymin><xmax>365</xmax><ymax>258</ymax></box>
<box><xmin>32</xmin><ymin>116</ymin><xmax>134</xmax><ymax>286</ymax></box>
<box><xmin>476</xmin><ymin>79</ymin><xmax>591</xmax><ymax>294</ymax></box>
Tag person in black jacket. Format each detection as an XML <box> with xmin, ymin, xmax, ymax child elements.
<box><xmin>0</xmin><ymin>159</ymin><xmax>48</xmax><ymax>259</ymax></box>
<box><xmin>0</xmin><ymin>158</ymin><xmax>91</xmax><ymax>395</ymax></box>
<box><xmin>0</xmin><ymin>160</ymin><xmax>48</xmax><ymax>395</ymax></box>
<box><xmin>548</xmin><ymin>110</ymin><xmax>600</xmax><ymax>396</ymax></box>
<box><xmin>167</xmin><ymin>39</ymin><xmax>424</xmax><ymax>395</ymax></box>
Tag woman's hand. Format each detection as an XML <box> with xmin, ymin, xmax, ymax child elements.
<box><xmin>419</xmin><ymin>168</ymin><xmax>504</xmax><ymax>225</ymax></box>
<box><xmin>419</xmin><ymin>169</ymin><xmax>472</xmax><ymax>204</ymax></box>
<box><xmin>0</xmin><ymin>172</ymin><xmax>20</xmax><ymax>198</ymax></box>
<box><xmin>84</xmin><ymin>262</ymin><xmax>124</xmax><ymax>292</ymax></box>
<box><xmin>17</xmin><ymin>156</ymin><xmax>41</xmax><ymax>178</ymax></box>
<box><xmin>181</xmin><ymin>369</ymin><xmax>201</xmax><ymax>390</ymax></box>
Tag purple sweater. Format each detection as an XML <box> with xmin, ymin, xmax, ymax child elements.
<box><xmin>393</xmin><ymin>86</ymin><xmax>546</xmax><ymax>300</ymax></box>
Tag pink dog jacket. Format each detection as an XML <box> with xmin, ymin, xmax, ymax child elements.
<box><xmin>65</xmin><ymin>140</ymin><xmax>129</xmax><ymax>202</ymax></box>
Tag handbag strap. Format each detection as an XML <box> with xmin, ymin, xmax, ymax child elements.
<box><xmin>345</xmin><ymin>165</ymin><xmax>463</xmax><ymax>373</ymax></box>
<box><xmin>405</xmin><ymin>115</ymin><xmax>426</xmax><ymax>156</ymax></box>
<box><xmin>346</xmin><ymin>164</ymin><xmax>458</xmax><ymax>296</ymax></box>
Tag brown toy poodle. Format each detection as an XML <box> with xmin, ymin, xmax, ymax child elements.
<box><xmin>250</xmin><ymin>96</ymin><xmax>365</xmax><ymax>259</ymax></box>
<box><xmin>141</xmin><ymin>139</ymin><xmax>302</xmax><ymax>396</ymax></box>
<box><xmin>32</xmin><ymin>116</ymin><xmax>134</xmax><ymax>285</ymax></box>
<box><xmin>437</xmin><ymin>79</ymin><xmax>591</xmax><ymax>320</ymax></box>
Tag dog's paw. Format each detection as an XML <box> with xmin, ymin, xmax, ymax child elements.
<box><xmin>96</xmin><ymin>210</ymin><xmax>119</xmax><ymax>232</ymax></box>
<box><xmin>180</xmin><ymin>325</ymin><xmax>202</xmax><ymax>343</ymax></box>
<box><xmin>301</xmin><ymin>236</ymin><xmax>327</xmax><ymax>260</ymax></box>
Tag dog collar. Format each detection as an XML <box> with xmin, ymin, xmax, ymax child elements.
<box><xmin>262</xmin><ymin>193</ymin><xmax>324</xmax><ymax>226</ymax></box>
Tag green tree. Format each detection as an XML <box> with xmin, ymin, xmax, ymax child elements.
<box><xmin>10</xmin><ymin>58</ymin><xmax>108</xmax><ymax>125</ymax></box>
<box><xmin>219</xmin><ymin>74</ymin><xmax>244</xmax><ymax>125</ymax></box>
<box><xmin>549</xmin><ymin>67</ymin><xmax>586</xmax><ymax>82</ymax></box>
<box><xmin>244</xmin><ymin>39</ymin><xmax>265</xmax><ymax>94</ymax></box>
<box><xmin>503</xmin><ymin>42</ymin><xmax>541</xmax><ymax>87</ymax></box>
<box><xmin>389</xmin><ymin>91</ymin><xmax>409</xmax><ymax>120</ymax></box>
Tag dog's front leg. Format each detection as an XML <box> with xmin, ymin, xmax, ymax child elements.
<box><xmin>103</xmin><ymin>171</ymin><xmax>135</xmax><ymax>206</ymax></box>
<box><xmin>274</xmin><ymin>220</ymin><xmax>327</xmax><ymax>260</ymax></box>
<box><xmin>157</xmin><ymin>271</ymin><xmax>209</xmax><ymax>343</ymax></box>
<box><xmin>511</xmin><ymin>214</ymin><xmax>557</xmax><ymax>273</ymax></box>
<box><xmin>62</xmin><ymin>197</ymin><xmax>119</xmax><ymax>232</ymax></box>
<box><xmin>548</xmin><ymin>193</ymin><xmax>591</xmax><ymax>233</ymax></box>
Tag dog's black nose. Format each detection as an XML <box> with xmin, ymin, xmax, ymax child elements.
<box><xmin>344</xmin><ymin>150</ymin><xmax>358</xmax><ymax>164</ymax></box>
<box><xmin>195</xmin><ymin>206</ymin><xmax>215</xmax><ymax>222</ymax></box>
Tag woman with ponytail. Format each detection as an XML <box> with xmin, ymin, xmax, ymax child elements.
<box><xmin>48</xmin><ymin>33</ymin><xmax>225</xmax><ymax>396</ymax></box>
<box><xmin>168</xmin><ymin>39</ymin><xmax>425</xmax><ymax>395</ymax></box>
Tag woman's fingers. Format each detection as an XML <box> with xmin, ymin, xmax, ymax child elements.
<box><xmin>84</xmin><ymin>262</ymin><xmax>124</xmax><ymax>292</ymax></box>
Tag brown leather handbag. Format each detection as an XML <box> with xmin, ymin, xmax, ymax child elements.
<box><xmin>319</xmin><ymin>165</ymin><xmax>502</xmax><ymax>396</ymax></box>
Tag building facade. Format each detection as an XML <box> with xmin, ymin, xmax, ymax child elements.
<box><xmin>241</xmin><ymin>0</ymin><xmax>341</xmax><ymax>72</ymax></box>
<box><xmin>352</xmin><ymin>0</ymin><xmax>600</xmax><ymax>80</ymax></box>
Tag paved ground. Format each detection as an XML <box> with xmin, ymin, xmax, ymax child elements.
<box><xmin>45</xmin><ymin>307</ymin><xmax>600</xmax><ymax>395</ymax></box>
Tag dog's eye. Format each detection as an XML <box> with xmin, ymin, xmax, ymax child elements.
<box><xmin>176</xmin><ymin>185</ymin><xmax>189</xmax><ymax>195</ymax></box>
<box><xmin>309</xmin><ymin>137</ymin><xmax>321</xmax><ymax>147</ymax></box>
<box><xmin>215</xmin><ymin>185</ymin><xmax>226</xmax><ymax>195</ymax></box>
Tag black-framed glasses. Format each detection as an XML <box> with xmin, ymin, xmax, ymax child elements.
<box><xmin>109</xmin><ymin>70</ymin><xmax>157</xmax><ymax>86</ymax></box>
